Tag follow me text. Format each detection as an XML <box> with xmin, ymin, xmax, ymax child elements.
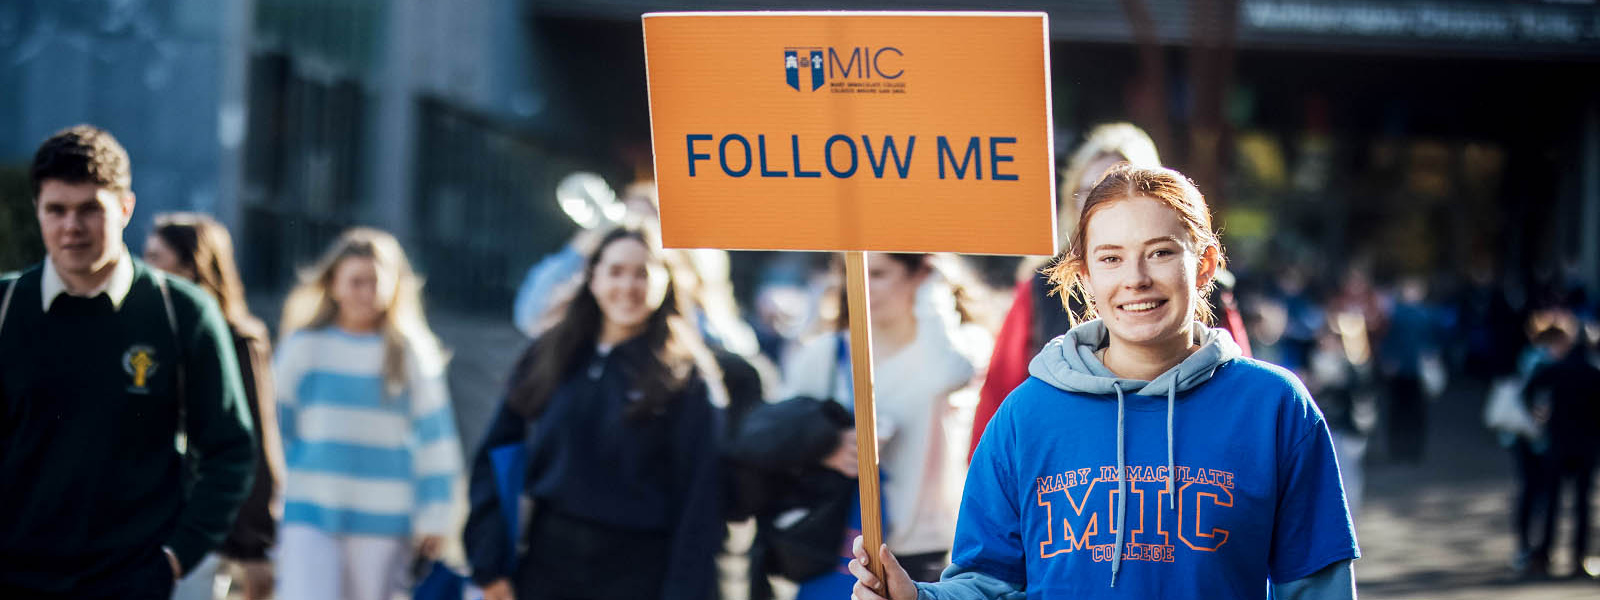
<box><xmin>685</xmin><ymin>134</ymin><xmax>1021</xmax><ymax>181</ymax></box>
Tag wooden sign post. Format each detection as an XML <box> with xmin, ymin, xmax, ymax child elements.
<box><xmin>841</xmin><ymin>250</ymin><xmax>883</xmax><ymax>582</ymax></box>
<box><xmin>644</xmin><ymin>11</ymin><xmax>1056</xmax><ymax>592</ymax></box>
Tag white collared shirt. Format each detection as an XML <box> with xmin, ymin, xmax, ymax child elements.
<box><xmin>42</xmin><ymin>247</ymin><xmax>135</xmax><ymax>312</ymax></box>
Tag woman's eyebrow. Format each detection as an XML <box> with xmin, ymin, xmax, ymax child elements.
<box><xmin>1143</xmin><ymin>235</ymin><xmax>1183</xmax><ymax>246</ymax></box>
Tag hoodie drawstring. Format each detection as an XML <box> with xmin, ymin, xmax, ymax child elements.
<box><xmin>1111</xmin><ymin>382</ymin><xmax>1126</xmax><ymax>588</ymax></box>
<box><xmin>1111</xmin><ymin>370</ymin><xmax>1179</xmax><ymax>588</ymax></box>
<box><xmin>1168</xmin><ymin>366</ymin><xmax>1178</xmax><ymax>510</ymax></box>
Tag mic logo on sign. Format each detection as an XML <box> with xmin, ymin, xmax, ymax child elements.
<box><xmin>784</xmin><ymin>48</ymin><xmax>825</xmax><ymax>91</ymax></box>
<box><xmin>785</xmin><ymin>46</ymin><xmax>905</xmax><ymax>93</ymax></box>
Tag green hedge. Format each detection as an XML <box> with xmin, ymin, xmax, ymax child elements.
<box><xmin>0</xmin><ymin>165</ymin><xmax>43</xmax><ymax>274</ymax></box>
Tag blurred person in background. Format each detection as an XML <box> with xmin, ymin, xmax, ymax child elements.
<box><xmin>920</xmin><ymin>253</ymin><xmax>999</xmax><ymax>380</ymax></box>
<box><xmin>1327</xmin><ymin>266</ymin><xmax>1385</xmax><ymax>371</ymax></box>
<box><xmin>848</xmin><ymin>164</ymin><xmax>1357</xmax><ymax>600</ymax></box>
<box><xmin>144</xmin><ymin>213</ymin><xmax>282</xmax><ymax>600</ymax></box>
<box><xmin>1305</xmin><ymin>326</ymin><xmax>1375</xmax><ymax>518</ymax></box>
<box><xmin>751</xmin><ymin>282</ymin><xmax>811</xmax><ymax>366</ymax></box>
<box><xmin>272</xmin><ymin>228</ymin><xmax>463</xmax><ymax>600</ymax></box>
<box><xmin>1263</xmin><ymin>265</ymin><xmax>1324</xmax><ymax>374</ymax></box>
<box><xmin>1377</xmin><ymin>276</ymin><xmax>1444</xmax><ymax>464</ymax></box>
<box><xmin>1519</xmin><ymin>313</ymin><xmax>1600</xmax><ymax>579</ymax></box>
<box><xmin>0</xmin><ymin>125</ymin><xmax>256</xmax><ymax>599</ymax></box>
<box><xmin>1456</xmin><ymin>260</ymin><xmax>1525</xmax><ymax>381</ymax></box>
<box><xmin>1491</xmin><ymin>310</ymin><xmax>1571</xmax><ymax>578</ymax></box>
<box><xmin>513</xmin><ymin>181</ymin><xmax>658</xmax><ymax>337</ymax></box>
<box><xmin>659</xmin><ymin>246</ymin><xmax>778</xmax><ymax>600</ymax></box>
<box><xmin>662</xmin><ymin>247</ymin><xmax>776</xmax><ymax>436</ymax></box>
<box><xmin>726</xmin><ymin>285</ymin><xmax>858</xmax><ymax>600</ymax></box>
<box><xmin>464</xmin><ymin>226</ymin><xmax>724</xmax><ymax>600</ymax></box>
<box><xmin>736</xmin><ymin>255</ymin><xmax>973</xmax><ymax>600</ymax></box>
<box><xmin>784</xmin><ymin>253</ymin><xmax>976</xmax><ymax>584</ymax></box>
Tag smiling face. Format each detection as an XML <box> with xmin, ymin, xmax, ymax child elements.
<box><xmin>589</xmin><ymin>236</ymin><xmax>670</xmax><ymax>340</ymax></box>
<box><xmin>1081</xmin><ymin>196</ymin><xmax>1217</xmax><ymax>352</ymax></box>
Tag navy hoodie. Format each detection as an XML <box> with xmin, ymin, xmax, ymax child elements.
<box><xmin>463</xmin><ymin>337</ymin><xmax>723</xmax><ymax>600</ymax></box>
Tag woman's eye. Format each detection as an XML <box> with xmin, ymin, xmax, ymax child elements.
<box><xmin>1151</xmin><ymin>249</ymin><xmax>1175</xmax><ymax>258</ymax></box>
<box><xmin>1098</xmin><ymin>255</ymin><xmax>1120</xmax><ymax>264</ymax></box>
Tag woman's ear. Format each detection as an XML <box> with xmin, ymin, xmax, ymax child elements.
<box><xmin>1196</xmin><ymin>246</ymin><xmax>1220</xmax><ymax>289</ymax></box>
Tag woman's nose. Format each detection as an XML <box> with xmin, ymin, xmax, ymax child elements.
<box><xmin>1127</xmin><ymin>259</ymin><xmax>1153</xmax><ymax>288</ymax></box>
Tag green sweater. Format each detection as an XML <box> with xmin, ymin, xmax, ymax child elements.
<box><xmin>0</xmin><ymin>260</ymin><xmax>256</xmax><ymax>593</ymax></box>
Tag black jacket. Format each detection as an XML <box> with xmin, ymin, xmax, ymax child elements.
<box><xmin>218</xmin><ymin>321</ymin><xmax>279</xmax><ymax>561</ymax></box>
<box><xmin>1524</xmin><ymin>350</ymin><xmax>1600</xmax><ymax>460</ymax></box>
<box><xmin>726</xmin><ymin>396</ymin><xmax>854</xmax><ymax>519</ymax></box>
<box><xmin>726</xmin><ymin>395</ymin><xmax>858</xmax><ymax>590</ymax></box>
<box><xmin>464</xmin><ymin>337</ymin><xmax>723</xmax><ymax>600</ymax></box>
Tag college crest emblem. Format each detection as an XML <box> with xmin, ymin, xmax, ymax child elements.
<box><xmin>123</xmin><ymin>345</ymin><xmax>158</xmax><ymax>394</ymax></box>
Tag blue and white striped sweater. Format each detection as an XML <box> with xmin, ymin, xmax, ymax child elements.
<box><xmin>273</xmin><ymin>328</ymin><xmax>463</xmax><ymax>537</ymax></box>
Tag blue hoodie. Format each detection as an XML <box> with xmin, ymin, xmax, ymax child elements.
<box><xmin>918</xmin><ymin>321</ymin><xmax>1358</xmax><ymax>599</ymax></box>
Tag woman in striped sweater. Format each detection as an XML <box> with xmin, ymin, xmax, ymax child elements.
<box><xmin>272</xmin><ymin>227</ymin><xmax>463</xmax><ymax>600</ymax></box>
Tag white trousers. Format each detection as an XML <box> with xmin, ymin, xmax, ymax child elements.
<box><xmin>277</xmin><ymin>524</ymin><xmax>412</xmax><ymax>600</ymax></box>
<box><xmin>170</xmin><ymin>553</ymin><xmax>224</xmax><ymax>600</ymax></box>
<box><xmin>1332</xmin><ymin>431</ymin><xmax>1368</xmax><ymax>519</ymax></box>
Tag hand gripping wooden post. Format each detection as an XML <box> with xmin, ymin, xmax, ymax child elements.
<box><xmin>843</xmin><ymin>251</ymin><xmax>886</xmax><ymax>590</ymax></box>
<box><xmin>643</xmin><ymin>12</ymin><xmax>1056</xmax><ymax>598</ymax></box>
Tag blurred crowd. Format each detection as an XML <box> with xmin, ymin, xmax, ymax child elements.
<box><xmin>4</xmin><ymin>121</ymin><xmax>1595</xmax><ymax>600</ymax></box>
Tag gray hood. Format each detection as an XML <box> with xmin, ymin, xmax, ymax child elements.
<box><xmin>1026</xmin><ymin>318</ymin><xmax>1242</xmax><ymax>588</ymax></box>
<box><xmin>1029</xmin><ymin>319</ymin><xmax>1242</xmax><ymax>397</ymax></box>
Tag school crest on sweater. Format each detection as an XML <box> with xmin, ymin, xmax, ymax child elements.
<box><xmin>122</xmin><ymin>344</ymin><xmax>159</xmax><ymax>393</ymax></box>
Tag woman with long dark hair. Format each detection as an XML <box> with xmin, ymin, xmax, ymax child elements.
<box><xmin>465</xmin><ymin>226</ymin><xmax>724</xmax><ymax>600</ymax></box>
<box><xmin>143</xmin><ymin>213</ymin><xmax>282</xmax><ymax>600</ymax></box>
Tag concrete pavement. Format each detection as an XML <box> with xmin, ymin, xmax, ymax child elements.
<box><xmin>1353</xmin><ymin>380</ymin><xmax>1599</xmax><ymax>599</ymax></box>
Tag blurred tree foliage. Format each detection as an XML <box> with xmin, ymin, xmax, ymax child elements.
<box><xmin>0</xmin><ymin>165</ymin><xmax>43</xmax><ymax>274</ymax></box>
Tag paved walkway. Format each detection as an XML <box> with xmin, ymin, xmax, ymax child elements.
<box><xmin>1354</xmin><ymin>380</ymin><xmax>1598</xmax><ymax>599</ymax></box>
<box><xmin>343</xmin><ymin>307</ymin><xmax>1600</xmax><ymax>599</ymax></box>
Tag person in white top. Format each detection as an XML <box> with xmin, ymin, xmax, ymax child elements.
<box><xmin>782</xmin><ymin>253</ymin><xmax>976</xmax><ymax>583</ymax></box>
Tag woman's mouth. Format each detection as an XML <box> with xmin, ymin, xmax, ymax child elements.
<box><xmin>1119</xmin><ymin>299</ymin><xmax>1167</xmax><ymax>313</ymax></box>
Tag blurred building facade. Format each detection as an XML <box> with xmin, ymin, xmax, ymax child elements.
<box><xmin>3</xmin><ymin>0</ymin><xmax>1597</xmax><ymax>313</ymax></box>
<box><xmin>530</xmin><ymin>0</ymin><xmax>1600</xmax><ymax>299</ymax></box>
<box><xmin>0</xmin><ymin>0</ymin><xmax>253</xmax><ymax>269</ymax></box>
<box><xmin>240</xmin><ymin>0</ymin><xmax>633</xmax><ymax>312</ymax></box>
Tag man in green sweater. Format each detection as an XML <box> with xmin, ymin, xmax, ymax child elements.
<box><xmin>0</xmin><ymin>125</ymin><xmax>256</xmax><ymax>598</ymax></box>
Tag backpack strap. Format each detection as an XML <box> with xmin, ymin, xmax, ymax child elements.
<box><xmin>0</xmin><ymin>277</ymin><xmax>15</xmax><ymax>341</ymax></box>
<box><xmin>832</xmin><ymin>332</ymin><xmax>851</xmax><ymax>406</ymax></box>
<box><xmin>154</xmin><ymin>273</ymin><xmax>188</xmax><ymax>455</ymax></box>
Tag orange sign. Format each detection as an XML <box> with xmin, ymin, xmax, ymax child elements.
<box><xmin>643</xmin><ymin>12</ymin><xmax>1057</xmax><ymax>255</ymax></box>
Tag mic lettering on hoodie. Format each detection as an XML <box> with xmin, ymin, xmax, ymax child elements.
<box><xmin>1036</xmin><ymin>464</ymin><xmax>1235</xmax><ymax>562</ymax></box>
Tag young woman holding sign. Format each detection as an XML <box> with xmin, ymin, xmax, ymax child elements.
<box><xmin>849</xmin><ymin>165</ymin><xmax>1358</xmax><ymax>599</ymax></box>
<box><xmin>464</xmin><ymin>226</ymin><xmax>724</xmax><ymax>600</ymax></box>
